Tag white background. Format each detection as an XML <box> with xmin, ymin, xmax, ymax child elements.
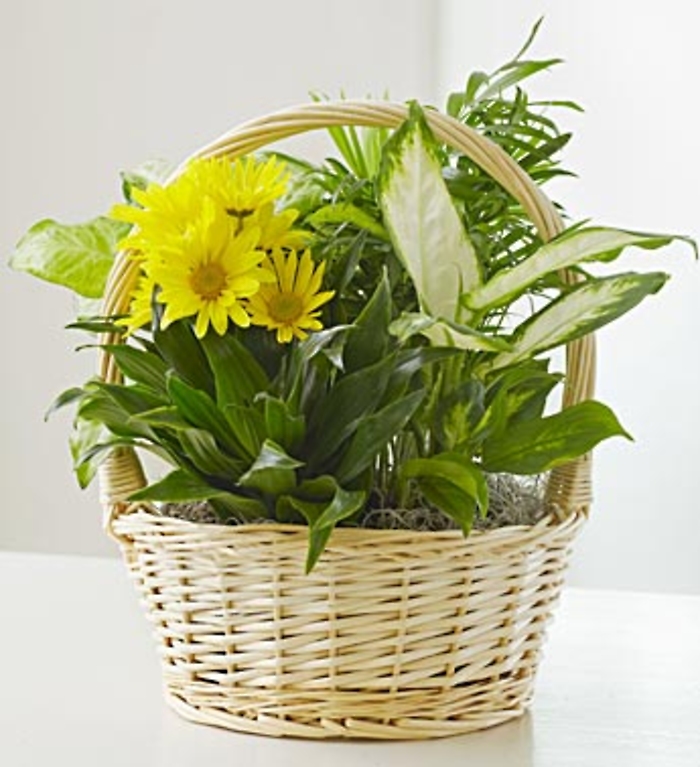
<box><xmin>2</xmin><ymin>0</ymin><xmax>698</xmax><ymax>592</ymax></box>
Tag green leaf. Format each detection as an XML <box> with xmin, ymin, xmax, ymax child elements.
<box><xmin>200</xmin><ymin>332</ymin><xmax>269</xmax><ymax>407</ymax></box>
<box><xmin>10</xmin><ymin>217</ymin><xmax>130</xmax><ymax>298</ymax></box>
<box><xmin>166</xmin><ymin>373</ymin><xmax>245</xmax><ymax>458</ymax></box>
<box><xmin>336</xmin><ymin>389</ymin><xmax>425</xmax><ymax>485</ymax></box>
<box><xmin>282</xmin><ymin>475</ymin><xmax>366</xmax><ymax>572</ymax></box>
<box><xmin>238</xmin><ymin>439</ymin><xmax>303</xmax><ymax>496</ymax></box>
<box><xmin>378</xmin><ymin>102</ymin><xmax>481</xmax><ymax>322</ymax></box>
<box><xmin>153</xmin><ymin>318</ymin><xmax>214</xmax><ymax>397</ymax></box>
<box><xmin>306</xmin><ymin>202</ymin><xmax>389</xmax><ymax>240</ymax></box>
<box><xmin>129</xmin><ymin>468</ymin><xmax>222</xmax><ymax>502</ymax></box>
<box><xmin>177</xmin><ymin>428</ymin><xmax>246</xmax><ymax>480</ymax></box>
<box><xmin>463</xmin><ymin>227</ymin><xmax>674</xmax><ymax>313</ymax></box>
<box><xmin>401</xmin><ymin>453</ymin><xmax>488</xmax><ymax>533</ymax></box>
<box><xmin>343</xmin><ymin>272</ymin><xmax>392</xmax><ymax>372</ymax></box>
<box><xmin>490</xmin><ymin>272</ymin><xmax>669</xmax><ymax>370</ymax></box>
<box><xmin>45</xmin><ymin>386</ymin><xmax>86</xmax><ymax>421</ymax></box>
<box><xmin>69</xmin><ymin>415</ymin><xmax>108</xmax><ymax>488</ymax></box>
<box><xmin>102</xmin><ymin>344</ymin><xmax>169</xmax><ymax>394</ymax></box>
<box><xmin>259</xmin><ymin>395</ymin><xmax>306</xmax><ymax>454</ymax></box>
<box><xmin>306</xmin><ymin>353</ymin><xmax>397</xmax><ymax>464</ymax></box>
<box><xmin>481</xmin><ymin>400</ymin><xmax>632</xmax><ymax>474</ymax></box>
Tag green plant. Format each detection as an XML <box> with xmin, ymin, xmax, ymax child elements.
<box><xmin>10</xmin><ymin>24</ymin><xmax>693</xmax><ymax>571</ymax></box>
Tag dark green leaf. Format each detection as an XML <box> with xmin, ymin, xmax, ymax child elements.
<box><xmin>336</xmin><ymin>389</ymin><xmax>425</xmax><ymax>485</ymax></box>
<box><xmin>102</xmin><ymin>344</ymin><xmax>169</xmax><ymax>393</ymax></box>
<box><xmin>154</xmin><ymin>318</ymin><xmax>214</xmax><ymax>397</ymax></box>
<box><xmin>343</xmin><ymin>272</ymin><xmax>392</xmax><ymax>373</ymax></box>
<box><xmin>200</xmin><ymin>332</ymin><xmax>269</xmax><ymax>407</ymax></box>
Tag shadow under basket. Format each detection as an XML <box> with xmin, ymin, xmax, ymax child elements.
<box><xmin>110</xmin><ymin>506</ymin><xmax>585</xmax><ymax>740</ymax></box>
<box><xmin>99</xmin><ymin>100</ymin><xmax>596</xmax><ymax>740</ymax></box>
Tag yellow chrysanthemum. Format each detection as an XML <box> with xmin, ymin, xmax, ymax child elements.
<box><xmin>118</xmin><ymin>272</ymin><xmax>156</xmax><ymax>333</ymax></box>
<box><xmin>111</xmin><ymin>155</ymin><xmax>307</xmax><ymax>256</ymax></box>
<box><xmin>111</xmin><ymin>170</ymin><xmax>202</xmax><ymax>253</ymax></box>
<box><xmin>248</xmin><ymin>249</ymin><xmax>334</xmax><ymax>343</ymax></box>
<box><xmin>150</xmin><ymin>201</ymin><xmax>274</xmax><ymax>338</ymax></box>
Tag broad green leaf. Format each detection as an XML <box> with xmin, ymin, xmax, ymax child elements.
<box><xmin>69</xmin><ymin>415</ymin><xmax>108</xmax><ymax>488</ymax></box>
<box><xmin>490</xmin><ymin>272</ymin><xmax>669</xmax><ymax>370</ymax></box>
<box><xmin>259</xmin><ymin>395</ymin><xmax>306</xmax><ymax>454</ymax></box>
<box><xmin>133</xmin><ymin>406</ymin><xmax>190</xmax><ymax>430</ymax></box>
<box><xmin>102</xmin><ymin>344</ymin><xmax>169</xmax><ymax>394</ymax></box>
<box><xmin>343</xmin><ymin>272</ymin><xmax>391</xmax><ymax>372</ymax></box>
<box><xmin>223</xmin><ymin>404</ymin><xmax>265</xmax><ymax>459</ymax></box>
<box><xmin>336</xmin><ymin>389</ymin><xmax>425</xmax><ymax>485</ymax></box>
<box><xmin>10</xmin><ymin>217</ymin><xmax>130</xmax><ymax>298</ymax></box>
<box><xmin>402</xmin><ymin>452</ymin><xmax>488</xmax><ymax>522</ymax></box>
<box><xmin>306</xmin><ymin>353</ymin><xmax>397</xmax><ymax>463</ymax></box>
<box><xmin>129</xmin><ymin>469</ymin><xmax>231</xmax><ymax>503</ymax></box>
<box><xmin>378</xmin><ymin>102</ymin><xmax>481</xmax><ymax>322</ymax></box>
<box><xmin>200</xmin><ymin>332</ymin><xmax>269</xmax><ymax>407</ymax></box>
<box><xmin>166</xmin><ymin>374</ymin><xmax>245</xmax><ymax>458</ymax></box>
<box><xmin>238</xmin><ymin>439</ymin><xmax>303</xmax><ymax>496</ymax></box>
<box><xmin>154</xmin><ymin>318</ymin><xmax>214</xmax><ymax>397</ymax></box>
<box><xmin>434</xmin><ymin>381</ymin><xmax>485</xmax><ymax>451</ymax></box>
<box><xmin>481</xmin><ymin>400</ymin><xmax>631</xmax><ymax>474</ymax></box>
<box><xmin>178</xmin><ymin>428</ymin><xmax>246</xmax><ymax>480</ymax></box>
<box><xmin>306</xmin><ymin>202</ymin><xmax>388</xmax><ymax>240</ymax></box>
<box><xmin>463</xmin><ymin>228</ymin><xmax>673</xmax><ymax>313</ymax></box>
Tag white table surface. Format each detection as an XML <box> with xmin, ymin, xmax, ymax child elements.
<box><xmin>1</xmin><ymin>551</ymin><xmax>699</xmax><ymax>767</ymax></box>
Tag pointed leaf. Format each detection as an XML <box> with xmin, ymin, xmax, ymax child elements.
<box><xmin>336</xmin><ymin>389</ymin><xmax>425</xmax><ymax>485</ymax></box>
<box><xmin>490</xmin><ymin>271</ymin><xmax>669</xmax><ymax>370</ymax></box>
<box><xmin>344</xmin><ymin>272</ymin><xmax>392</xmax><ymax>372</ymax></box>
<box><xmin>238</xmin><ymin>439</ymin><xmax>302</xmax><ymax>496</ymax></box>
<box><xmin>378</xmin><ymin>102</ymin><xmax>481</xmax><ymax>321</ymax></box>
<box><xmin>464</xmin><ymin>227</ymin><xmax>673</xmax><ymax>313</ymax></box>
<box><xmin>102</xmin><ymin>344</ymin><xmax>169</xmax><ymax>393</ymax></box>
<box><xmin>481</xmin><ymin>400</ymin><xmax>632</xmax><ymax>474</ymax></box>
<box><xmin>200</xmin><ymin>332</ymin><xmax>269</xmax><ymax>407</ymax></box>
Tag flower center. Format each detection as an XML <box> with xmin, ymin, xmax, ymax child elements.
<box><xmin>190</xmin><ymin>262</ymin><xmax>227</xmax><ymax>300</ymax></box>
<box><xmin>268</xmin><ymin>292</ymin><xmax>303</xmax><ymax>323</ymax></box>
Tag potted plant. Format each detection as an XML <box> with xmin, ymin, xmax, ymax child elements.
<box><xmin>10</xmin><ymin>27</ymin><xmax>692</xmax><ymax>739</ymax></box>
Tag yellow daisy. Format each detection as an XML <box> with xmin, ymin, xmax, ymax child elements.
<box><xmin>248</xmin><ymin>249</ymin><xmax>335</xmax><ymax>343</ymax></box>
<box><xmin>111</xmin><ymin>170</ymin><xmax>202</xmax><ymax>253</ymax></box>
<box><xmin>118</xmin><ymin>272</ymin><xmax>156</xmax><ymax>333</ymax></box>
<box><xmin>150</xmin><ymin>201</ymin><xmax>274</xmax><ymax>338</ymax></box>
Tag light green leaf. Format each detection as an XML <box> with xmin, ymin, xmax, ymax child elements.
<box><xmin>490</xmin><ymin>271</ymin><xmax>669</xmax><ymax>370</ymax></box>
<box><xmin>463</xmin><ymin>227</ymin><xmax>673</xmax><ymax>313</ymax></box>
<box><xmin>120</xmin><ymin>158</ymin><xmax>174</xmax><ymax>202</ymax></box>
<box><xmin>481</xmin><ymin>400</ymin><xmax>631</xmax><ymax>474</ymax></box>
<box><xmin>69</xmin><ymin>415</ymin><xmax>108</xmax><ymax>488</ymax></box>
<box><xmin>389</xmin><ymin>311</ymin><xmax>511</xmax><ymax>351</ymax></box>
<box><xmin>10</xmin><ymin>217</ymin><xmax>130</xmax><ymax>298</ymax></box>
<box><xmin>306</xmin><ymin>202</ymin><xmax>389</xmax><ymax>240</ymax></box>
<box><xmin>378</xmin><ymin>102</ymin><xmax>481</xmax><ymax>322</ymax></box>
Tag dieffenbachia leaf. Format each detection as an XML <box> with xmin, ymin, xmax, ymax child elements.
<box><xmin>489</xmin><ymin>271</ymin><xmax>668</xmax><ymax>370</ymax></box>
<box><xmin>389</xmin><ymin>311</ymin><xmax>511</xmax><ymax>352</ymax></box>
<box><xmin>462</xmin><ymin>227</ymin><xmax>674</xmax><ymax>313</ymax></box>
<box><xmin>378</xmin><ymin>102</ymin><xmax>481</xmax><ymax>324</ymax></box>
<box><xmin>10</xmin><ymin>217</ymin><xmax>130</xmax><ymax>298</ymax></box>
<box><xmin>481</xmin><ymin>400</ymin><xmax>631</xmax><ymax>474</ymax></box>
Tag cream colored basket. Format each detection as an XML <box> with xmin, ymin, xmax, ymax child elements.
<box><xmin>100</xmin><ymin>102</ymin><xmax>595</xmax><ymax>740</ymax></box>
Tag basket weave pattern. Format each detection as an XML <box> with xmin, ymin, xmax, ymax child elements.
<box><xmin>100</xmin><ymin>102</ymin><xmax>595</xmax><ymax>739</ymax></box>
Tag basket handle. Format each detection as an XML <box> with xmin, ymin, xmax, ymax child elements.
<box><xmin>99</xmin><ymin>100</ymin><xmax>595</xmax><ymax>527</ymax></box>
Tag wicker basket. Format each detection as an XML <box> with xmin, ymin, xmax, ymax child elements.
<box><xmin>99</xmin><ymin>102</ymin><xmax>595</xmax><ymax>740</ymax></box>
